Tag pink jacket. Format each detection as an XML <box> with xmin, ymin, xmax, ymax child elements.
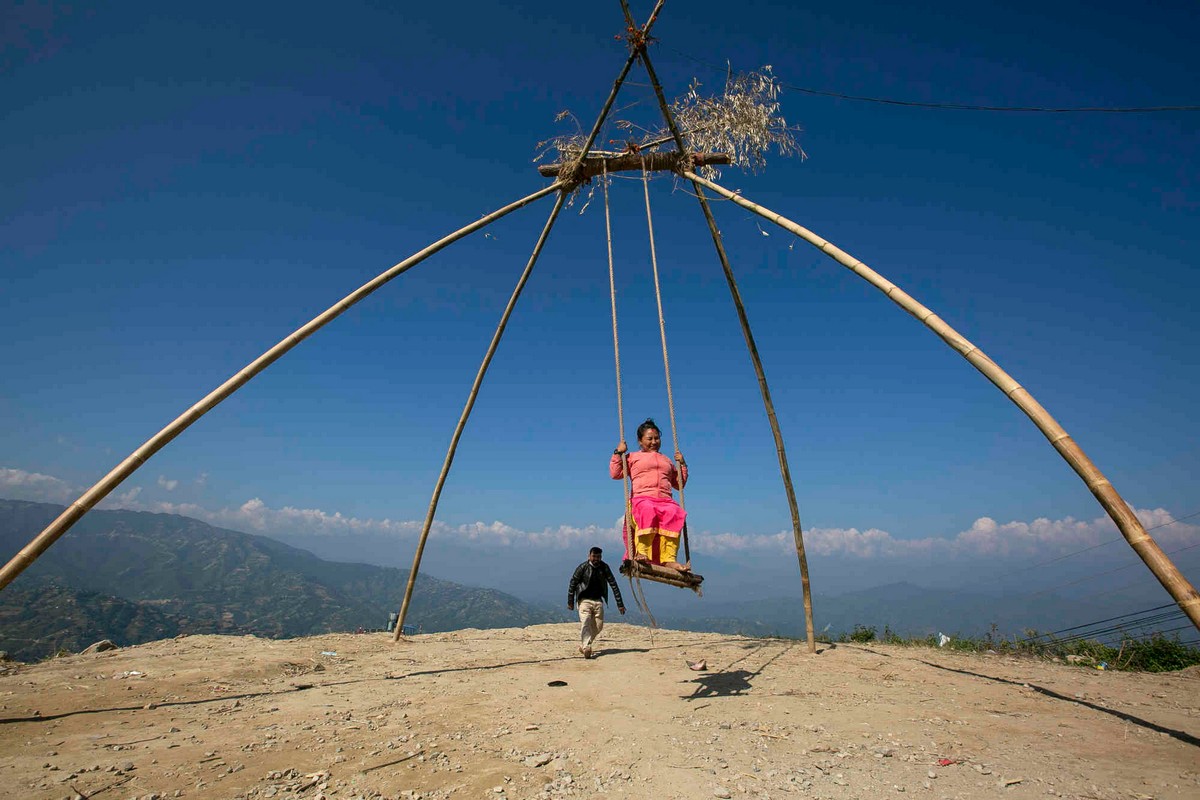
<box><xmin>610</xmin><ymin>451</ymin><xmax>688</xmax><ymax>499</ymax></box>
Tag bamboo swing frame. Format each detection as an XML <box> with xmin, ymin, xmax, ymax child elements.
<box><xmin>3</xmin><ymin>0</ymin><xmax>1196</xmax><ymax>645</ymax></box>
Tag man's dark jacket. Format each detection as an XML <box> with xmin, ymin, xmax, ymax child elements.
<box><xmin>568</xmin><ymin>559</ymin><xmax>624</xmax><ymax>607</ymax></box>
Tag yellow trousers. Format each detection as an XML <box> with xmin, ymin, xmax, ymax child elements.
<box><xmin>634</xmin><ymin>531</ymin><xmax>679</xmax><ymax>564</ymax></box>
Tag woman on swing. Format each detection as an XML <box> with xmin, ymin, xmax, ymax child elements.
<box><xmin>610</xmin><ymin>418</ymin><xmax>690</xmax><ymax>573</ymax></box>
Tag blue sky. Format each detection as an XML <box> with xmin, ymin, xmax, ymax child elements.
<box><xmin>2</xmin><ymin>1</ymin><xmax>1197</xmax><ymax>611</ymax></box>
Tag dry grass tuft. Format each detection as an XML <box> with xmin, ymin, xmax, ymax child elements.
<box><xmin>533</xmin><ymin>67</ymin><xmax>804</xmax><ymax>193</ymax></box>
<box><xmin>670</xmin><ymin>66</ymin><xmax>805</xmax><ymax>178</ymax></box>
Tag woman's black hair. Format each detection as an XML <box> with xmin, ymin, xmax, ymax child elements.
<box><xmin>636</xmin><ymin>418</ymin><xmax>661</xmax><ymax>441</ymax></box>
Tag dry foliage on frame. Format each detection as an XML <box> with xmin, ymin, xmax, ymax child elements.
<box><xmin>670</xmin><ymin>66</ymin><xmax>805</xmax><ymax>178</ymax></box>
<box><xmin>534</xmin><ymin>67</ymin><xmax>805</xmax><ymax>183</ymax></box>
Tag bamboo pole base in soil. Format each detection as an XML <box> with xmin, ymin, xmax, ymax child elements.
<box><xmin>620</xmin><ymin>559</ymin><xmax>704</xmax><ymax>594</ymax></box>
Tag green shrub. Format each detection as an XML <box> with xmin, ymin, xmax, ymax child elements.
<box><xmin>847</xmin><ymin>624</ymin><xmax>877</xmax><ymax>643</ymax></box>
<box><xmin>1114</xmin><ymin>634</ymin><xmax>1200</xmax><ymax>672</ymax></box>
<box><xmin>832</xmin><ymin>622</ymin><xmax>1200</xmax><ymax>673</ymax></box>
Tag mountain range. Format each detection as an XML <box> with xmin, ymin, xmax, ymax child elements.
<box><xmin>0</xmin><ymin>499</ymin><xmax>562</xmax><ymax>661</ymax></box>
<box><xmin>1</xmin><ymin>499</ymin><xmax>1184</xmax><ymax>662</ymax></box>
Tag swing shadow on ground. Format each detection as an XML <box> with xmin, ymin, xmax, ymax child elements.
<box><xmin>683</xmin><ymin>668</ymin><xmax>755</xmax><ymax>699</ymax></box>
<box><xmin>0</xmin><ymin>636</ymin><xmax>793</xmax><ymax>725</ymax></box>
<box><xmin>844</xmin><ymin>644</ymin><xmax>1200</xmax><ymax>749</ymax></box>
<box><xmin>682</xmin><ymin>638</ymin><xmax>797</xmax><ymax>700</ymax></box>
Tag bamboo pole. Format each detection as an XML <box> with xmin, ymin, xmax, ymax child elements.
<box><xmin>640</xmin><ymin>165</ymin><xmax>688</xmax><ymax>557</ymax></box>
<box><xmin>0</xmin><ymin>183</ymin><xmax>563</xmax><ymax>595</ymax></box>
<box><xmin>682</xmin><ymin>169</ymin><xmax>1200</xmax><ymax>635</ymax></box>
<box><xmin>394</xmin><ymin>191</ymin><xmax>569</xmax><ymax>640</ymax></box>
<box><xmin>621</xmin><ymin>0</ymin><xmax>818</xmax><ymax>653</ymax></box>
<box><xmin>602</xmin><ymin>166</ymin><xmax>637</xmax><ymax>559</ymax></box>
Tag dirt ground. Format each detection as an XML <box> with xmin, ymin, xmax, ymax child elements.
<box><xmin>1</xmin><ymin>623</ymin><xmax>1197</xmax><ymax>800</ymax></box>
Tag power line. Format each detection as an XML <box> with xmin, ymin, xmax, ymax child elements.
<box><xmin>1073</xmin><ymin>553</ymin><xmax>1200</xmax><ymax>603</ymax></box>
<box><xmin>1022</xmin><ymin>605</ymin><xmax>1192</xmax><ymax>650</ymax></box>
<box><xmin>661</xmin><ymin>46</ymin><xmax>1200</xmax><ymax>114</ymax></box>
<box><xmin>1025</xmin><ymin>541</ymin><xmax>1200</xmax><ymax>599</ymax></box>
<box><xmin>959</xmin><ymin>509</ymin><xmax>1200</xmax><ymax>592</ymax></box>
<box><xmin>781</xmin><ymin>86</ymin><xmax>1200</xmax><ymax>114</ymax></box>
<box><xmin>1024</xmin><ymin>603</ymin><xmax>1176</xmax><ymax>640</ymax></box>
<box><xmin>1050</xmin><ymin>611</ymin><xmax>1185</xmax><ymax>646</ymax></box>
<box><xmin>1031</xmin><ymin>610</ymin><xmax>1184</xmax><ymax>646</ymax></box>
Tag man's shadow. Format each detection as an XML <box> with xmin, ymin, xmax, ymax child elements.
<box><xmin>595</xmin><ymin>647</ymin><xmax>650</xmax><ymax>657</ymax></box>
<box><xmin>684</xmin><ymin>668</ymin><xmax>754</xmax><ymax>699</ymax></box>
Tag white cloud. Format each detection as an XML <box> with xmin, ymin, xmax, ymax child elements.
<box><xmin>692</xmin><ymin>508</ymin><xmax>1197</xmax><ymax>561</ymax></box>
<box><xmin>3</xmin><ymin>464</ymin><xmax>1194</xmax><ymax>564</ymax></box>
<box><xmin>110</xmin><ymin>486</ymin><xmax>142</xmax><ymax>506</ymax></box>
<box><xmin>120</xmin><ymin>496</ymin><xmax>611</xmax><ymax>551</ymax></box>
<box><xmin>133</xmin><ymin>496</ymin><xmax>1195</xmax><ymax>564</ymax></box>
<box><xmin>0</xmin><ymin>467</ymin><xmax>74</xmax><ymax>503</ymax></box>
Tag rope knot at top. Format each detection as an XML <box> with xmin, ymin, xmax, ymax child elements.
<box><xmin>674</xmin><ymin>151</ymin><xmax>697</xmax><ymax>174</ymax></box>
<box><xmin>556</xmin><ymin>160</ymin><xmax>589</xmax><ymax>193</ymax></box>
<box><xmin>619</xmin><ymin>25</ymin><xmax>656</xmax><ymax>55</ymax></box>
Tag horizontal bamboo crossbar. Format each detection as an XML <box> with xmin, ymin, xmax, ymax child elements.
<box><xmin>538</xmin><ymin>151</ymin><xmax>730</xmax><ymax>180</ymax></box>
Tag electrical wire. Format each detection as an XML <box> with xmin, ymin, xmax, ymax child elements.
<box><xmin>956</xmin><ymin>510</ymin><xmax>1200</xmax><ymax>592</ymax></box>
<box><xmin>1072</xmin><ymin>551</ymin><xmax>1200</xmax><ymax>603</ymax></box>
<box><xmin>1024</xmin><ymin>541</ymin><xmax>1200</xmax><ymax>600</ymax></box>
<box><xmin>1023</xmin><ymin>603</ymin><xmax>1176</xmax><ymax>640</ymax></box>
<box><xmin>1035</xmin><ymin>610</ymin><xmax>1184</xmax><ymax>644</ymax></box>
<box><xmin>660</xmin><ymin>45</ymin><xmax>1200</xmax><ymax>114</ymax></box>
<box><xmin>1048</xmin><ymin>612</ymin><xmax>1186</xmax><ymax>646</ymax></box>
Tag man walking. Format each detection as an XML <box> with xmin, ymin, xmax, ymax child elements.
<box><xmin>567</xmin><ymin>546</ymin><xmax>625</xmax><ymax>658</ymax></box>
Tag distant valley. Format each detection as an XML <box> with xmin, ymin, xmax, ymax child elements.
<box><xmin>1</xmin><ymin>499</ymin><xmax>1182</xmax><ymax>662</ymax></box>
<box><xmin>0</xmin><ymin>500</ymin><xmax>564</xmax><ymax>662</ymax></box>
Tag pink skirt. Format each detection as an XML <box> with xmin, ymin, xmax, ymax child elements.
<box><xmin>623</xmin><ymin>496</ymin><xmax>687</xmax><ymax>561</ymax></box>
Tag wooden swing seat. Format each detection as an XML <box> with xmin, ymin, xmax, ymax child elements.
<box><xmin>621</xmin><ymin>514</ymin><xmax>703</xmax><ymax>594</ymax></box>
<box><xmin>620</xmin><ymin>558</ymin><xmax>704</xmax><ymax>594</ymax></box>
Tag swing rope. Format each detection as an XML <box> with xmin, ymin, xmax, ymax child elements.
<box><xmin>641</xmin><ymin>164</ymin><xmax>690</xmax><ymax>565</ymax></box>
<box><xmin>604</xmin><ymin>163</ymin><xmax>657</xmax><ymax>627</ymax></box>
<box><xmin>604</xmin><ymin>163</ymin><xmax>633</xmax><ymax>526</ymax></box>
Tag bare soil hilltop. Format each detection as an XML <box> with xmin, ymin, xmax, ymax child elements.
<box><xmin>1</xmin><ymin>624</ymin><xmax>1197</xmax><ymax>800</ymax></box>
